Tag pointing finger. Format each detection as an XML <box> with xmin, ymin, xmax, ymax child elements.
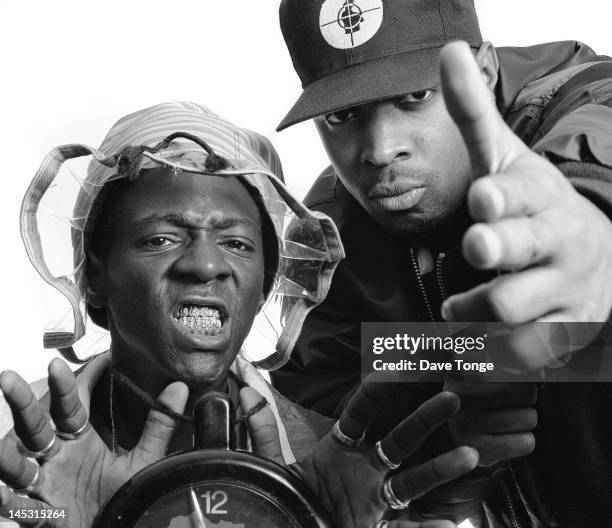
<box><xmin>440</xmin><ymin>41</ymin><xmax>526</xmax><ymax>177</ymax></box>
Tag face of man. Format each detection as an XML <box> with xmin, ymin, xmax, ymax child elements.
<box><xmin>315</xmin><ymin>87</ymin><xmax>473</xmax><ymax>241</ymax></box>
<box><xmin>91</xmin><ymin>169</ymin><xmax>266</xmax><ymax>388</ymax></box>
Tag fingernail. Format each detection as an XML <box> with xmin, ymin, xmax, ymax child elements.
<box><xmin>441</xmin><ymin>301</ymin><xmax>455</xmax><ymax>321</ymax></box>
<box><xmin>472</xmin><ymin>180</ymin><xmax>505</xmax><ymax>221</ymax></box>
<box><xmin>470</xmin><ymin>225</ymin><xmax>503</xmax><ymax>268</ymax></box>
<box><xmin>482</xmin><ymin>226</ymin><xmax>503</xmax><ymax>266</ymax></box>
<box><xmin>485</xmin><ymin>183</ymin><xmax>505</xmax><ymax>219</ymax></box>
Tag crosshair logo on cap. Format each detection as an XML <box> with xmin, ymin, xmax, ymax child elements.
<box><xmin>319</xmin><ymin>0</ymin><xmax>384</xmax><ymax>50</ymax></box>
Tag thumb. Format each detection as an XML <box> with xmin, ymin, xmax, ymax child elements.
<box><xmin>133</xmin><ymin>381</ymin><xmax>189</xmax><ymax>466</ymax></box>
<box><xmin>239</xmin><ymin>387</ymin><xmax>285</xmax><ymax>465</ymax></box>
<box><xmin>440</xmin><ymin>40</ymin><xmax>527</xmax><ymax>178</ymax></box>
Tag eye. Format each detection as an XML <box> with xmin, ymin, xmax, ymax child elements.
<box><xmin>143</xmin><ymin>235</ymin><xmax>180</xmax><ymax>249</ymax></box>
<box><xmin>221</xmin><ymin>239</ymin><xmax>255</xmax><ymax>253</ymax></box>
<box><xmin>400</xmin><ymin>89</ymin><xmax>435</xmax><ymax>106</ymax></box>
<box><xmin>324</xmin><ymin>107</ymin><xmax>357</xmax><ymax>125</ymax></box>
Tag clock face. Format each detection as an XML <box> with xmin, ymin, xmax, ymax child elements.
<box><xmin>134</xmin><ymin>480</ymin><xmax>299</xmax><ymax>528</ymax></box>
<box><xmin>94</xmin><ymin>450</ymin><xmax>331</xmax><ymax>528</ymax></box>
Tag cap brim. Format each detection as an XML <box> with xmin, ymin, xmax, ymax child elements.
<box><xmin>277</xmin><ymin>47</ymin><xmax>442</xmax><ymax>131</ymax></box>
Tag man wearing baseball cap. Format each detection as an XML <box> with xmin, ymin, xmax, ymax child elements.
<box><xmin>273</xmin><ymin>0</ymin><xmax>612</xmax><ymax>526</ymax></box>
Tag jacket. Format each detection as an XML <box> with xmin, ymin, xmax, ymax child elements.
<box><xmin>272</xmin><ymin>41</ymin><xmax>612</xmax><ymax>527</ymax></box>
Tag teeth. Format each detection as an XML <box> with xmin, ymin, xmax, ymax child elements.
<box><xmin>176</xmin><ymin>314</ymin><xmax>223</xmax><ymax>330</ymax></box>
<box><xmin>176</xmin><ymin>305</ymin><xmax>221</xmax><ymax>319</ymax></box>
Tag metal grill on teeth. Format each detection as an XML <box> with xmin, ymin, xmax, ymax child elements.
<box><xmin>179</xmin><ymin>316</ymin><xmax>222</xmax><ymax>329</ymax></box>
<box><xmin>178</xmin><ymin>306</ymin><xmax>221</xmax><ymax>318</ymax></box>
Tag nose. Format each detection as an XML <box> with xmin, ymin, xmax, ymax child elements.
<box><xmin>360</xmin><ymin>105</ymin><xmax>412</xmax><ymax>167</ymax></box>
<box><xmin>173</xmin><ymin>234</ymin><xmax>232</xmax><ymax>283</ymax></box>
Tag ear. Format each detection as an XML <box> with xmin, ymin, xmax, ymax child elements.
<box><xmin>474</xmin><ymin>41</ymin><xmax>499</xmax><ymax>94</ymax></box>
<box><xmin>85</xmin><ymin>250</ymin><xmax>107</xmax><ymax>309</ymax></box>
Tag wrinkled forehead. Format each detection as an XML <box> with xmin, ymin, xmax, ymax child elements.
<box><xmin>88</xmin><ymin>169</ymin><xmax>263</xmax><ymax>245</ymax></box>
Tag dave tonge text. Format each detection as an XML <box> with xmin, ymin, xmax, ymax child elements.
<box><xmin>372</xmin><ymin>359</ymin><xmax>495</xmax><ymax>373</ymax></box>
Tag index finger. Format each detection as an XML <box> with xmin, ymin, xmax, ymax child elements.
<box><xmin>337</xmin><ymin>378</ymin><xmax>397</xmax><ymax>441</ymax></box>
<box><xmin>48</xmin><ymin>358</ymin><xmax>90</xmax><ymax>435</ymax></box>
<box><xmin>377</xmin><ymin>392</ymin><xmax>460</xmax><ymax>466</ymax></box>
<box><xmin>440</xmin><ymin>41</ymin><xmax>526</xmax><ymax>178</ymax></box>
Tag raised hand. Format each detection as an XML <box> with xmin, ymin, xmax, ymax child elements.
<box><xmin>243</xmin><ymin>382</ymin><xmax>479</xmax><ymax>528</ymax></box>
<box><xmin>0</xmin><ymin>358</ymin><xmax>188</xmax><ymax>528</ymax></box>
<box><xmin>438</xmin><ymin>41</ymin><xmax>612</xmax><ymax>369</ymax></box>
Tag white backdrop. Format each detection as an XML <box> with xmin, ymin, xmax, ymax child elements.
<box><xmin>1</xmin><ymin>1</ymin><xmax>610</xmax><ymax>382</ymax></box>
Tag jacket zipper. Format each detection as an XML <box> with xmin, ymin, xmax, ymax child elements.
<box><xmin>500</xmin><ymin>479</ymin><xmax>523</xmax><ymax>528</ymax></box>
<box><xmin>409</xmin><ymin>248</ymin><xmax>438</xmax><ymax>325</ymax></box>
<box><xmin>414</xmin><ymin>249</ymin><xmax>529</xmax><ymax>528</ymax></box>
<box><xmin>435</xmin><ymin>252</ymin><xmax>448</xmax><ymax>302</ymax></box>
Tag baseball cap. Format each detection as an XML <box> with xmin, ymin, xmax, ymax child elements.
<box><xmin>277</xmin><ymin>0</ymin><xmax>483</xmax><ymax>130</ymax></box>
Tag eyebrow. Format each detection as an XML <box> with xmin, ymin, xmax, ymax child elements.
<box><xmin>132</xmin><ymin>213</ymin><xmax>261</xmax><ymax>233</ymax></box>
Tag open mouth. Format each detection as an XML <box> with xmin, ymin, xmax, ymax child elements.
<box><xmin>173</xmin><ymin>304</ymin><xmax>225</xmax><ymax>336</ymax></box>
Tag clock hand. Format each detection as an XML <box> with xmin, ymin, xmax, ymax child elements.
<box><xmin>190</xmin><ymin>488</ymin><xmax>208</xmax><ymax>528</ymax></box>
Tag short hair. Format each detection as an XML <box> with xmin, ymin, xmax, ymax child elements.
<box><xmin>84</xmin><ymin>172</ymin><xmax>279</xmax><ymax>330</ymax></box>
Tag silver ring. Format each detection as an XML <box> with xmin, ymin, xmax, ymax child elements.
<box><xmin>375</xmin><ymin>440</ymin><xmax>401</xmax><ymax>470</ymax></box>
<box><xmin>55</xmin><ymin>420</ymin><xmax>91</xmax><ymax>441</ymax></box>
<box><xmin>13</xmin><ymin>465</ymin><xmax>42</xmax><ymax>496</ymax></box>
<box><xmin>382</xmin><ymin>478</ymin><xmax>411</xmax><ymax>511</ymax></box>
<box><xmin>331</xmin><ymin>421</ymin><xmax>365</xmax><ymax>448</ymax></box>
<box><xmin>374</xmin><ymin>521</ymin><xmax>389</xmax><ymax>528</ymax></box>
<box><xmin>31</xmin><ymin>435</ymin><xmax>58</xmax><ymax>462</ymax></box>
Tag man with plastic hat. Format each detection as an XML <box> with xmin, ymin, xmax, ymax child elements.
<box><xmin>0</xmin><ymin>102</ymin><xmax>479</xmax><ymax>528</ymax></box>
<box><xmin>273</xmin><ymin>0</ymin><xmax>612</xmax><ymax>526</ymax></box>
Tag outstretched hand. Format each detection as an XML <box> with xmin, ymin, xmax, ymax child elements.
<box><xmin>0</xmin><ymin>358</ymin><xmax>188</xmax><ymax>527</ymax></box>
<box><xmin>439</xmin><ymin>41</ymin><xmax>612</xmax><ymax>369</ymax></box>
<box><xmin>243</xmin><ymin>383</ymin><xmax>479</xmax><ymax>528</ymax></box>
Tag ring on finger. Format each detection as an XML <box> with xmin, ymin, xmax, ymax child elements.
<box><xmin>331</xmin><ymin>421</ymin><xmax>365</xmax><ymax>448</ymax></box>
<box><xmin>382</xmin><ymin>478</ymin><xmax>411</xmax><ymax>511</ymax></box>
<box><xmin>31</xmin><ymin>435</ymin><xmax>58</xmax><ymax>462</ymax></box>
<box><xmin>375</xmin><ymin>440</ymin><xmax>401</xmax><ymax>470</ymax></box>
<box><xmin>55</xmin><ymin>419</ymin><xmax>91</xmax><ymax>441</ymax></box>
<box><xmin>13</xmin><ymin>465</ymin><xmax>42</xmax><ymax>496</ymax></box>
<box><xmin>374</xmin><ymin>521</ymin><xmax>389</xmax><ymax>528</ymax></box>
